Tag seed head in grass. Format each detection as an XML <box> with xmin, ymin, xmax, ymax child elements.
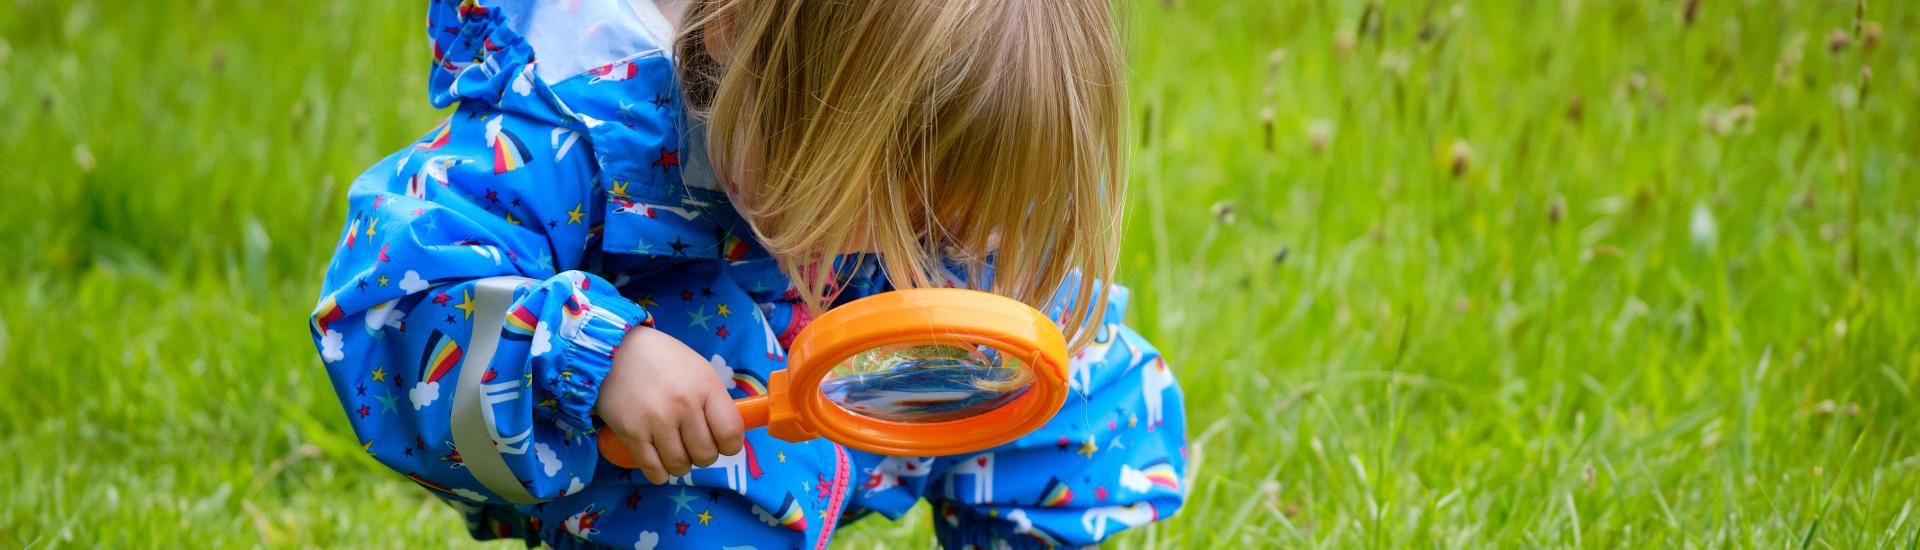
<box><xmin>1334</xmin><ymin>29</ymin><xmax>1357</xmax><ymax>57</ymax></box>
<box><xmin>1826</xmin><ymin>28</ymin><xmax>1851</xmax><ymax>53</ymax></box>
<box><xmin>1863</xmin><ymin>22</ymin><xmax>1881</xmax><ymax>52</ymax></box>
<box><xmin>1447</xmin><ymin>140</ymin><xmax>1472</xmax><ymax>178</ymax></box>
<box><xmin>1832</xmin><ymin>83</ymin><xmax>1860</xmax><ymax>110</ymax></box>
<box><xmin>1773</xmin><ymin>34</ymin><xmax>1807</xmax><ymax>88</ymax></box>
<box><xmin>1812</xmin><ymin>400</ymin><xmax>1858</xmax><ymax>411</ymax></box>
<box><xmin>1306</xmin><ymin>118</ymin><xmax>1334</xmax><ymax>155</ymax></box>
<box><xmin>1547</xmin><ymin>195</ymin><xmax>1565</xmax><ymax>225</ymax></box>
<box><xmin>1816</xmin><ymin>399</ymin><xmax>1838</xmax><ymax>415</ymax></box>
<box><xmin>1264</xmin><ymin>49</ymin><xmax>1287</xmax><ymax>97</ymax></box>
<box><xmin>1260</xmin><ymin>108</ymin><xmax>1275</xmax><ymax>152</ymax></box>
<box><xmin>1701</xmin><ymin>103</ymin><xmax>1758</xmax><ymax>136</ymax></box>
<box><xmin>1689</xmin><ymin>202</ymin><xmax>1717</xmax><ymax>251</ymax></box>
<box><xmin>1210</xmin><ymin>201</ymin><xmax>1236</xmax><ymax>225</ymax></box>
<box><xmin>1378</xmin><ymin>50</ymin><xmax>1410</xmax><ymax>79</ymax></box>
<box><xmin>1566</xmin><ymin>94</ymin><xmax>1585</xmax><ymax>123</ymax></box>
<box><xmin>1819</xmin><ymin>222</ymin><xmax>1841</xmax><ymax>242</ymax></box>
<box><xmin>73</xmin><ymin>144</ymin><xmax>95</xmax><ymax>174</ymax></box>
<box><xmin>1272</xmin><ymin>245</ymin><xmax>1290</xmax><ymax>265</ymax></box>
<box><xmin>1683</xmin><ymin>0</ymin><xmax>1701</xmax><ymax>27</ymax></box>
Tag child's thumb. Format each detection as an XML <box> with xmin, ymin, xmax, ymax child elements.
<box><xmin>705</xmin><ymin>392</ymin><xmax>747</xmax><ymax>456</ymax></box>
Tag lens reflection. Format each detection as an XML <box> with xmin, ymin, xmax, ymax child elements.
<box><xmin>818</xmin><ymin>343</ymin><xmax>1034</xmax><ymax>423</ymax></box>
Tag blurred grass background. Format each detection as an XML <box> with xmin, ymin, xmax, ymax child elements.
<box><xmin>2</xmin><ymin>0</ymin><xmax>1916</xmax><ymax>547</ymax></box>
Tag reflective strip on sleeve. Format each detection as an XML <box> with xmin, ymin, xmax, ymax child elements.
<box><xmin>451</xmin><ymin>276</ymin><xmax>541</xmax><ymax>504</ymax></box>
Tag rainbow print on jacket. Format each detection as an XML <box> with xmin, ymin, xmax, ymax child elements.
<box><xmin>486</xmin><ymin>116</ymin><xmax>532</xmax><ymax>174</ymax></box>
<box><xmin>409</xmin><ymin>329</ymin><xmax>462</xmax><ymax>410</ymax></box>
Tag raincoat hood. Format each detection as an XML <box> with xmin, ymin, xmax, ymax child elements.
<box><xmin>427</xmin><ymin>0</ymin><xmax>756</xmax><ymax>263</ymax></box>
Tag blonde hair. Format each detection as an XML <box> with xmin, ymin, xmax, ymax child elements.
<box><xmin>676</xmin><ymin>0</ymin><xmax>1126</xmax><ymax>346</ymax></box>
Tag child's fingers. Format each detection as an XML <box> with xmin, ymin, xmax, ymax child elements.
<box><xmin>704</xmin><ymin>391</ymin><xmax>745</xmax><ymax>457</ymax></box>
<box><xmin>651</xmin><ymin>424</ymin><xmax>693</xmax><ymax>477</ymax></box>
<box><xmin>616</xmin><ymin>430</ymin><xmax>670</xmax><ymax>484</ymax></box>
<box><xmin>680</xmin><ymin>412</ymin><xmax>719</xmax><ymax>468</ymax></box>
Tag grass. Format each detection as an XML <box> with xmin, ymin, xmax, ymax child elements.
<box><xmin>2</xmin><ymin>0</ymin><xmax>1916</xmax><ymax>547</ymax></box>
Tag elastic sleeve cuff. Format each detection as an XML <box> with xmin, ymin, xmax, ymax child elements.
<box><xmin>547</xmin><ymin>290</ymin><xmax>651</xmax><ymax>433</ymax></box>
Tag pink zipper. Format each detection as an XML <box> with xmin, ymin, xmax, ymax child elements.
<box><xmin>812</xmin><ymin>445</ymin><xmax>852</xmax><ymax>550</ymax></box>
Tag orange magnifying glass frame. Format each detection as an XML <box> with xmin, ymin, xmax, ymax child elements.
<box><xmin>600</xmin><ymin>288</ymin><xmax>1070</xmax><ymax>468</ymax></box>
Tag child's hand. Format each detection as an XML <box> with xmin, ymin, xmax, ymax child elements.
<box><xmin>596</xmin><ymin>325</ymin><xmax>746</xmax><ymax>484</ymax></box>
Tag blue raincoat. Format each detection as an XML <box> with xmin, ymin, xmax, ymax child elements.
<box><xmin>310</xmin><ymin>2</ymin><xmax>1187</xmax><ymax>548</ymax></box>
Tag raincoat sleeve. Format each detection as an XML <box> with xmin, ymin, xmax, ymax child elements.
<box><xmin>309</xmin><ymin>106</ymin><xmax>644</xmax><ymax>505</ymax></box>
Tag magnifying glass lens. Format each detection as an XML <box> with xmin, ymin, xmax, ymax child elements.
<box><xmin>818</xmin><ymin>343</ymin><xmax>1035</xmax><ymax>424</ymax></box>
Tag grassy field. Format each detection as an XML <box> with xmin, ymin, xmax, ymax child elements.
<box><xmin>2</xmin><ymin>0</ymin><xmax>1917</xmax><ymax>547</ymax></box>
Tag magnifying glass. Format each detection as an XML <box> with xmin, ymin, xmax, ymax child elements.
<box><xmin>599</xmin><ymin>288</ymin><xmax>1070</xmax><ymax>468</ymax></box>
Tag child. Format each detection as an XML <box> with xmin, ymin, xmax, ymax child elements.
<box><xmin>310</xmin><ymin>1</ymin><xmax>1186</xmax><ymax>547</ymax></box>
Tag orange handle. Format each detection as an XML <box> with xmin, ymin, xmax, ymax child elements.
<box><xmin>598</xmin><ymin>395</ymin><xmax>773</xmax><ymax>470</ymax></box>
<box><xmin>735</xmin><ymin>394</ymin><xmax>771</xmax><ymax>429</ymax></box>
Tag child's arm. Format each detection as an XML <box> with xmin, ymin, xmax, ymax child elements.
<box><xmin>310</xmin><ymin>108</ymin><xmax>731</xmax><ymax>503</ymax></box>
